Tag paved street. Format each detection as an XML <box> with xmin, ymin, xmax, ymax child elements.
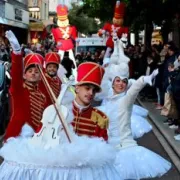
<box><xmin>136</xmin><ymin>98</ymin><xmax>180</xmax><ymax>180</ymax></box>
<box><xmin>138</xmin><ymin>131</ymin><xmax>180</xmax><ymax>180</ymax></box>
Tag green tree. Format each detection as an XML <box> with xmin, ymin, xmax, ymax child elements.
<box><xmin>68</xmin><ymin>4</ymin><xmax>99</xmax><ymax>35</ymax></box>
<box><xmin>82</xmin><ymin>0</ymin><xmax>180</xmax><ymax>46</ymax></box>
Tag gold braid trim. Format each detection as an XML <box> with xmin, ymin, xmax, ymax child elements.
<box><xmin>90</xmin><ymin>110</ymin><xmax>109</xmax><ymax>129</ymax></box>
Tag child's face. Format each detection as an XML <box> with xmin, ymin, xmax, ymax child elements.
<box><xmin>168</xmin><ymin>66</ymin><xmax>174</xmax><ymax>72</ymax></box>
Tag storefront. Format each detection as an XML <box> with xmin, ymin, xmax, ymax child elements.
<box><xmin>0</xmin><ymin>2</ymin><xmax>29</xmax><ymax>44</ymax></box>
<box><xmin>29</xmin><ymin>22</ymin><xmax>45</xmax><ymax>43</ymax></box>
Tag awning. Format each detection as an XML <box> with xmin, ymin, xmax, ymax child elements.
<box><xmin>29</xmin><ymin>22</ymin><xmax>45</xmax><ymax>31</ymax></box>
<box><xmin>0</xmin><ymin>17</ymin><xmax>28</xmax><ymax>29</ymax></box>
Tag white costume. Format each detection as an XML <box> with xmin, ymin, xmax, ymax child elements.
<box><xmin>100</xmin><ymin>86</ymin><xmax>152</xmax><ymax>140</ymax></box>
<box><xmin>99</xmin><ymin>34</ymin><xmax>152</xmax><ymax>139</ymax></box>
<box><xmin>0</xmin><ymin>135</ymin><xmax>121</xmax><ymax>180</ymax></box>
<box><xmin>96</xmin><ymin>34</ymin><xmax>171</xmax><ymax>179</ymax></box>
<box><xmin>97</xmin><ymin>76</ymin><xmax>171</xmax><ymax>179</ymax></box>
<box><xmin>131</xmin><ymin>104</ymin><xmax>152</xmax><ymax>139</ymax></box>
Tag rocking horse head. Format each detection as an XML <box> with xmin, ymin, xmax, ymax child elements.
<box><xmin>110</xmin><ymin>31</ymin><xmax>120</xmax><ymax>65</ymax></box>
<box><xmin>119</xmin><ymin>33</ymin><xmax>128</xmax><ymax>49</ymax></box>
<box><xmin>112</xmin><ymin>30</ymin><xmax>119</xmax><ymax>43</ymax></box>
<box><xmin>110</xmin><ymin>32</ymin><xmax>130</xmax><ymax>65</ymax></box>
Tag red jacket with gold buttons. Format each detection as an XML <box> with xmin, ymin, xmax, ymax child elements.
<box><xmin>71</xmin><ymin>102</ymin><xmax>109</xmax><ymax>141</ymax></box>
<box><xmin>99</xmin><ymin>23</ymin><xmax>128</xmax><ymax>49</ymax></box>
<box><xmin>52</xmin><ymin>26</ymin><xmax>77</xmax><ymax>51</ymax></box>
<box><xmin>4</xmin><ymin>53</ymin><xmax>46</xmax><ymax>140</ymax></box>
<box><xmin>39</xmin><ymin>72</ymin><xmax>61</xmax><ymax>107</ymax></box>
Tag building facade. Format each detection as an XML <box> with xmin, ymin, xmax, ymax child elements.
<box><xmin>29</xmin><ymin>0</ymin><xmax>49</xmax><ymax>21</ymax></box>
<box><xmin>28</xmin><ymin>0</ymin><xmax>49</xmax><ymax>43</ymax></box>
<box><xmin>0</xmin><ymin>0</ymin><xmax>29</xmax><ymax>44</ymax></box>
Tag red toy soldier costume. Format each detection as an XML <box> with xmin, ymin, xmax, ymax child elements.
<box><xmin>72</xmin><ymin>62</ymin><xmax>108</xmax><ymax>141</ymax></box>
<box><xmin>4</xmin><ymin>31</ymin><xmax>46</xmax><ymax>141</ymax></box>
<box><xmin>39</xmin><ymin>52</ymin><xmax>62</xmax><ymax>107</ymax></box>
<box><xmin>51</xmin><ymin>4</ymin><xmax>77</xmax><ymax>69</ymax></box>
<box><xmin>98</xmin><ymin>1</ymin><xmax>128</xmax><ymax>64</ymax></box>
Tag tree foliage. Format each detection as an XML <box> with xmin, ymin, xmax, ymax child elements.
<box><xmin>81</xmin><ymin>0</ymin><xmax>180</xmax><ymax>32</ymax></box>
<box><xmin>68</xmin><ymin>4</ymin><xmax>98</xmax><ymax>35</ymax></box>
<box><xmin>67</xmin><ymin>0</ymin><xmax>180</xmax><ymax>45</ymax></box>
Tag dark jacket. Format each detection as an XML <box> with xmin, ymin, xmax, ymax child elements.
<box><xmin>171</xmin><ymin>68</ymin><xmax>180</xmax><ymax>99</ymax></box>
<box><xmin>163</xmin><ymin>54</ymin><xmax>177</xmax><ymax>90</ymax></box>
<box><xmin>154</xmin><ymin>62</ymin><xmax>164</xmax><ymax>90</ymax></box>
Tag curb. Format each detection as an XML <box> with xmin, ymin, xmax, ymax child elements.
<box><xmin>137</xmin><ymin>97</ymin><xmax>180</xmax><ymax>173</ymax></box>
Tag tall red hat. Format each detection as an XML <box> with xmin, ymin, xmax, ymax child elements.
<box><xmin>24</xmin><ymin>53</ymin><xmax>44</xmax><ymax>72</ymax></box>
<box><xmin>114</xmin><ymin>1</ymin><xmax>126</xmax><ymax>19</ymax></box>
<box><xmin>45</xmin><ymin>52</ymin><xmax>60</xmax><ymax>67</ymax></box>
<box><xmin>76</xmin><ymin>62</ymin><xmax>104</xmax><ymax>92</ymax></box>
<box><xmin>56</xmin><ymin>4</ymin><xmax>68</xmax><ymax>21</ymax></box>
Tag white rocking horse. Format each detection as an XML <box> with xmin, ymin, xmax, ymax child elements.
<box><xmin>109</xmin><ymin>32</ymin><xmax>130</xmax><ymax>65</ymax></box>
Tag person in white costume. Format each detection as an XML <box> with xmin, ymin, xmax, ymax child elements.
<box><xmin>96</xmin><ymin>35</ymin><xmax>171</xmax><ymax>179</ymax></box>
<box><xmin>0</xmin><ymin>32</ymin><xmax>122</xmax><ymax>180</ymax></box>
<box><xmin>100</xmin><ymin>87</ymin><xmax>152</xmax><ymax>140</ymax></box>
<box><xmin>98</xmin><ymin>33</ymin><xmax>152</xmax><ymax>139</ymax></box>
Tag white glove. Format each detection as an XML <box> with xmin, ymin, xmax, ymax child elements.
<box><xmin>151</xmin><ymin>69</ymin><xmax>159</xmax><ymax>79</ymax></box>
<box><xmin>5</xmin><ymin>30</ymin><xmax>21</xmax><ymax>53</ymax></box>
<box><xmin>144</xmin><ymin>69</ymin><xmax>159</xmax><ymax>86</ymax></box>
<box><xmin>24</xmin><ymin>48</ymin><xmax>33</xmax><ymax>55</ymax></box>
<box><xmin>71</xmin><ymin>67</ymin><xmax>77</xmax><ymax>83</ymax></box>
<box><xmin>103</xmin><ymin>57</ymin><xmax>110</xmax><ymax>67</ymax></box>
<box><xmin>57</xmin><ymin>42</ymin><xmax>62</xmax><ymax>47</ymax></box>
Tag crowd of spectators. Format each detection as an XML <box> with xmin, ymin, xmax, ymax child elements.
<box><xmin>0</xmin><ymin>37</ymin><xmax>180</xmax><ymax>140</ymax></box>
<box><xmin>125</xmin><ymin>42</ymin><xmax>180</xmax><ymax>140</ymax></box>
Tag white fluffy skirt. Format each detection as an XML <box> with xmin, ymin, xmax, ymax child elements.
<box><xmin>131</xmin><ymin>114</ymin><xmax>152</xmax><ymax>139</ymax></box>
<box><xmin>0</xmin><ymin>160</ymin><xmax>121</xmax><ymax>180</ymax></box>
<box><xmin>133</xmin><ymin>105</ymin><xmax>148</xmax><ymax>117</ymax></box>
<box><xmin>0</xmin><ymin>136</ymin><xmax>122</xmax><ymax>180</ymax></box>
<box><xmin>115</xmin><ymin>146</ymin><xmax>171</xmax><ymax>180</ymax></box>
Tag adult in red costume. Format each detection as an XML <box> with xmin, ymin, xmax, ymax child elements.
<box><xmin>39</xmin><ymin>52</ymin><xmax>62</xmax><ymax>107</ymax></box>
<box><xmin>98</xmin><ymin>1</ymin><xmax>128</xmax><ymax>65</ymax></box>
<box><xmin>4</xmin><ymin>31</ymin><xmax>46</xmax><ymax>141</ymax></box>
<box><xmin>72</xmin><ymin>62</ymin><xmax>108</xmax><ymax>141</ymax></box>
<box><xmin>51</xmin><ymin>4</ymin><xmax>77</xmax><ymax>69</ymax></box>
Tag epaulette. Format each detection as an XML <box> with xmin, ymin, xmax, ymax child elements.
<box><xmin>90</xmin><ymin>107</ymin><xmax>109</xmax><ymax>129</ymax></box>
